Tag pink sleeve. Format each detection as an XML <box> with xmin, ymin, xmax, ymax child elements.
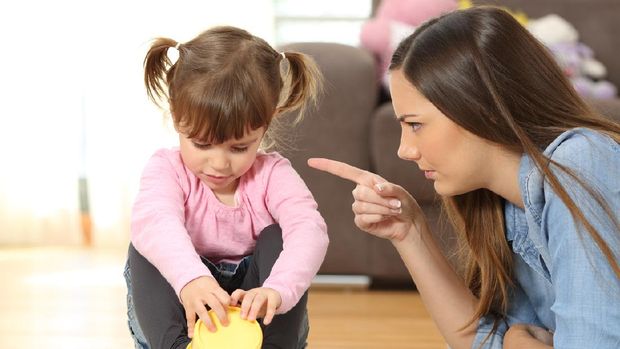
<box><xmin>130</xmin><ymin>149</ymin><xmax>212</xmax><ymax>298</ymax></box>
<box><xmin>261</xmin><ymin>156</ymin><xmax>329</xmax><ymax>314</ymax></box>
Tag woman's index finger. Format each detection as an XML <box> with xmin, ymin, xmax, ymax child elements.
<box><xmin>307</xmin><ymin>158</ymin><xmax>377</xmax><ymax>186</ymax></box>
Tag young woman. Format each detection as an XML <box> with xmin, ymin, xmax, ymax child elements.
<box><xmin>310</xmin><ymin>7</ymin><xmax>619</xmax><ymax>349</ymax></box>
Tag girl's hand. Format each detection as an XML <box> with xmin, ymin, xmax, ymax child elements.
<box><xmin>229</xmin><ymin>287</ymin><xmax>282</xmax><ymax>325</ymax></box>
<box><xmin>308</xmin><ymin>158</ymin><xmax>426</xmax><ymax>242</ymax></box>
<box><xmin>180</xmin><ymin>276</ymin><xmax>231</xmax><ymax>337</ymax></box>
<box><xmin>504</xmin><ymin>324</ymin><xmax>554</xmax><ymax>348</ymax></box>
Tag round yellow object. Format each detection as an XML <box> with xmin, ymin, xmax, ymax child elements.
<box><xmin>187</xmin><ymin>306</ymin><xmax>262</xmax><ymax>349</ymax></box>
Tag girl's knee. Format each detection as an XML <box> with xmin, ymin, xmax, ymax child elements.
<box><xmin>256</xmin><ymin>224</ymin><xmax>283</xmax><ymax>250</ymax></box>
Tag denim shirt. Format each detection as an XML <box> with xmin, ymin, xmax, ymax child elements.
<box><xmin>472</xmin><ymin>128</ymin><xmax>620</xmax><ymax>348</ymax></box>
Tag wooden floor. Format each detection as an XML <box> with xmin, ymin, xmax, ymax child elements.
<box><xmin>0</xmin><ymin>247</ymin><xmax>444</xmax><ymax>348</ymax></box>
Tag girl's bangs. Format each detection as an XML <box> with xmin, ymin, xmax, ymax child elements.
<box><xmin>173</xmin><ymin>86</ymin><xmax>271</xmax><ymax>144</ymax></box>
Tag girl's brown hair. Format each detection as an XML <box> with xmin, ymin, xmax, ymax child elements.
<box><xmin>390</xmin><ymin>6</ymin><xmax>620</xmax><ymax>338</ymax></box>
<box><xmin>143</xmin><ymin>26</ymin><xmax>322</xmax><ymax>149</ymax></box>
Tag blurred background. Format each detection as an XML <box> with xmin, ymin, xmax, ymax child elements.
<box><xmin>0</xmin><ymin>0</ymin><xmax>373</xmax><ymax>249</ymax></box>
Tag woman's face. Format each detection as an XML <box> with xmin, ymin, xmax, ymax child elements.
<box><xmin>388</xmin><ymin>69</ymin><xmax>493</xmax><ymax>196</ymax></box>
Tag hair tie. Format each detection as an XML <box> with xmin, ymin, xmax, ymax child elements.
<box><xmin>175</xmin><ymin>42</ymin><xmax>181</xmax><ymax>50</ymax></box>
<box><xmin>280</xmin><ymin>52</ymin><xmax>286</xmax><ymax>59</ymax></box>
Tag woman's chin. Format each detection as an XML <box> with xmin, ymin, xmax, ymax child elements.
<box><xmin>433</xmin><ymin>181</ymin><xmax>471</xmax><ymax>197</ymax></box>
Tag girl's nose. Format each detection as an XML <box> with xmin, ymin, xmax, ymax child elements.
<box><xmin>209</xmin><ymin>152</ymin><xmax>230</xmax><ymax>171</ymax></box>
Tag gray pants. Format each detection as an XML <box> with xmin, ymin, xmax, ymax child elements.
<box><xmin>124</xmin><ymin>224</ymin><xmax>309</xmax><ymax>349</ymax></box>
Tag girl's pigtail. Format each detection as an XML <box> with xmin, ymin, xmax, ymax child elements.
<box><xmin>144</xmin><ymin>38</ymin><xmax>180</xmax><ymax>109</ymax></box>
<box><xmin>277</xmin><ymin>52</ymin><xmax>323</xmax><ymax>123</ymax></box>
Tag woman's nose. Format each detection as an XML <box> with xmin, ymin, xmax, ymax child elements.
<box><xmin>397</xmin><ymin>135</ymin><xmax>421</xmax><ymax>161</ymax></box>
<box><xmin>397</xmin><ymin>145</ymin><xmax>420</xmax><ymax>161</ymax></box>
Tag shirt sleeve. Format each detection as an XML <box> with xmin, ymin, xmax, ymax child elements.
<box><xmin>542</xmin><ymin>134</ymin><xmax>620</xmax><ymax>348</ymax></box>
<box><xmin>472</xmin><ymin>280</ymin><xmax>545</xmax><ymax>348</ymax></box>
<box><xmin>261</xmin><ymin>156</ymin><xmax>329</xmax><ymax>314</ymax></box>
<box><xmin>130</xmin><ymin>150</ymin><xmax>212</xmax><ymax>298</ymax></box>
<box><xmin>471</xmin><ymin>316</ymin><xmax>506</xmax><ymax>349</ymax></box>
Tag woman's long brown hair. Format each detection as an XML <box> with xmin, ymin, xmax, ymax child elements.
<box><xmin>143</xmin><ymin>26</ymin><xmax>322</xmax><ymax>150</ymax></box>
<box><xmin>390</xmin><ymin>6</ymin><xmax>620</xmax><ymax>338</ymax></box>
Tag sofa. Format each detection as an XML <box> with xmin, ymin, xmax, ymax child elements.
<box><xmin>279</xmin><ymin>0</ymin><xmax>620</xmax><ymax>287</ymax></box>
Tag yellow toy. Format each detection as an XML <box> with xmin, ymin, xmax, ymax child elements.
<box><xmin>187</xmin><ymin>306</ymin><xmax>263</xmax><ymax>349</ymax></box>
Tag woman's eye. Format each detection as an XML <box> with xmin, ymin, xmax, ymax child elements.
<box><xmin>231</xmin><ymin>147</ymin><xmax>248</xmax><ymax>153</ymax></box>
<box><xmin>403</xmin><ymin>122</ymin><xmax>422</xmax><ymax>132</ymax></box>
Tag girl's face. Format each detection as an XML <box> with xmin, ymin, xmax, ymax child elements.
<box><xmin>179</xmin><ymin>127</ymin><xmax>265</xmax><ymax>195</ymax></box>
<box><xmin>388</xmin><ymin>69</ymin><xmax>494</xmax><ymax>196</ymax></box>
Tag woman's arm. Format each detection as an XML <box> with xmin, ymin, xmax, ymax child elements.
<box><xmin>503</xmin><ymin>324</ymin><xmax>553</xmax><ymax>349</ymax></box>
<box><xmin>387</xmin><ymin>188</ymin><xmax>478</xmax><ymax>349</ymax></box>
<box><xmin>308</xmin><ymin>158</ymin><xmax>479</xmax><ymax>349</ymax></box>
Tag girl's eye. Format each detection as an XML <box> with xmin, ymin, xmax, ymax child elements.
<box><xmin>192</xmin><ymin>142</ymin><xmax>211</xmax><ymax>150</ymax></box>
<box><xmin>231</xmin><ymin>146</ymin><xmax>248</xmax><ymax>153</ymax></box>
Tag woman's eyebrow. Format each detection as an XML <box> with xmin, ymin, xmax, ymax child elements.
<box><xmin>397</xmin><ymin>114</ymin><xmax>419</xmax><ymax>121</ymax></box>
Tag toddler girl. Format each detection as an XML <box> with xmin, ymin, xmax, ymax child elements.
<box><xmin>124</xmin><ymin>26</ymin><xmax>329</xmax><ymax>349</ymax></box>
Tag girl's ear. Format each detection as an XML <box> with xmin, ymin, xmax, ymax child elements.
<box><xmin>171</xmin><ymin>117</ymin><xmax>186</xmax><ymax>135</ymax></box>
<box><xmin>258</xmin><ymin>125</ymin><xmax>268</xmax><ymax>137</ymax></box>
<box><xmin>273</xmin><ymin>107</ymin><xmax>285</xmax><ymax>118</ymax></box>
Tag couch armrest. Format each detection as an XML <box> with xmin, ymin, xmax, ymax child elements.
<box><xmin>587</xmin><ymin>98</ymin><xmax>620</xmax><ymax>123</ymax></box>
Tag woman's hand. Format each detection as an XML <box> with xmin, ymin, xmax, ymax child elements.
<box><xmin>308</xmin><ymin>158</ymin><xmax>427</xmax><ymax>242</ymax></box>
<box><xmin>180</xmin><ymin>276</ymin><xmax>231</xmax><ymax>337</ymax></box>
<box><xmin>230</xmin><ymin>287</ymin><xmax>282</xmax><ymax>325</ymax></box>
<box><xmin>504</xmin><ymin>324</ymin><xmax>554</xmax><ymax>348</ymax></box>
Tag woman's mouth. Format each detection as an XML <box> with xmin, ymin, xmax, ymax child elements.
<box><xmin>424</xmin><ymin>170</ymin><xmax>436</xmax><ymax>180</ymax></box>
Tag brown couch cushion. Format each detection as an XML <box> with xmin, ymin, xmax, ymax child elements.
<box><xmin>278</xmin><ymin>42</ymin><xmax>380</xmax><ymax>274</ymax></box>
<box><xmin>588</xmin><ymin>98</ymin><xmax>620</xmax><ymax>123</ymax></box>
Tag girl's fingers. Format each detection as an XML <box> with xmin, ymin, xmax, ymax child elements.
<box><xmin>206</xmin><ymin>294</ymin><xmax>229</xmax><ymax>327</ymax></box>
<box><xmin>214</xmin><ymin>288</ymin><xmax>232</xmax><ymax>307</ymax></box>
<box><xmin>230</xmin><ymin>289</ymin><xmax>246</xmax><ymax>306</ymax></box>
<box><xmin>262</xmin><ymin>295</ymin><xmax>278</xmax><ymax>325</ymax></box>
<box><xmin>185</xmin><ymin>308</ymin><xmax>197</xmax><ymax>338</ymax></box>
<box><xmin>240</xmin><ymin>291</ymin><xmax>257</xmax><ymax>319</ymax></box>
<box><xmin>194</xmin><ymin>300</ymin><xmax>215</xmax><ymax>332</ymax></box>
<box><xmin>247</xmin><ymin>293</ymin><xmax>266</xmax><ymax>321</ymax></box>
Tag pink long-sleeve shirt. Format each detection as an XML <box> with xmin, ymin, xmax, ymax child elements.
<box><xmin>130</xmin><ymin>148</ymin><xmax>329</xmax><ymax>314</ymax></box>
